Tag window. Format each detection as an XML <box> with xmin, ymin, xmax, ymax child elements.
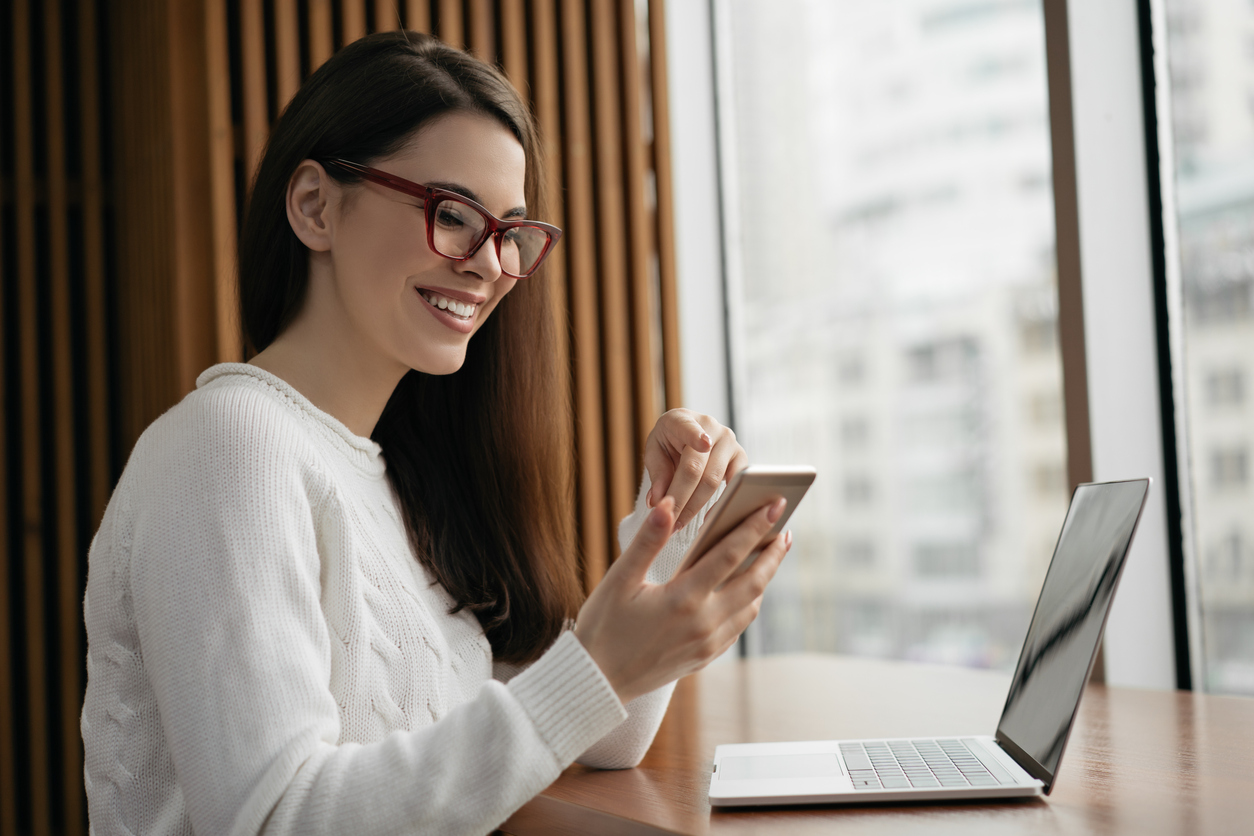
<box><xmin>1210</xmin><ymin>447</ymin><xmax>1248</xmax><ymax>489</ymax></box>
<box><xmin>1164</xmin><ymin>0</ymin><xmax>1254</xmax><ymax>694</ymax></box>
<box><xmin>839</xmin><ymin>538</ymin><xmax>876</xmax><ymax>569</ymax></box>
<box><xmin>913</xmin><ymin>542</ymin><xmax>980</xmax><ymax>579</ymax></box>
<box><xmin>1204</xmin><ymin>368</ymin><xmax>1244</xmax><ymax>407</ymax></box>
<box><xmin>714</xmin><ymin>0</ymin><xmax>1067</xmax><ymax>666</ymax></box>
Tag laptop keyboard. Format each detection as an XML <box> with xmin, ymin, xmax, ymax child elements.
<box><xmin>839</xmin><ymin>739</ymin><xmax>1014</xmax><ymax>790</ymax></box>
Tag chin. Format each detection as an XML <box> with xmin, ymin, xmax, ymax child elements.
<box><xmin>410</xmin><ymin>347</ymin><xmax>469</xmax><ymax>376</ymax></box>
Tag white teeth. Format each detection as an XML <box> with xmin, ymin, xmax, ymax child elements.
<box><xmin>421</xmin><ymin>290</ymin><xmax>476</xmax><ymax>319</ymax></box>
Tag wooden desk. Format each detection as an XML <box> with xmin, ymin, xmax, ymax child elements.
<box><xmin>501</xmin><ymin>654</ymin><xmax>1254</xmax><ymax>835</ymax></box>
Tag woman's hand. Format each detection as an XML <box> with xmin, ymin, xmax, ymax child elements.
<box><xmin>574</xmin><ymin>496</ymin><xmax>792</xmax><ymax>704</ymax></box>
<box><xmin>643</xmin><ymin>410</ymin><xmax>748</xmax><ymax>533</ymax></box>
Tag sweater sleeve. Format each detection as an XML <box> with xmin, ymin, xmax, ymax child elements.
<box><xmin>126</xmin><ymin>394</ymin><xmax>627</xmax><ymax>836</ymax></box>
<box><xmin>569</xmin><ymin>471</ymin><xmax>725</xmax><ymax>769</ymax></box>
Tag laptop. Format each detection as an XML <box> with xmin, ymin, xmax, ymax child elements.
<box><xmin>709</xmin><ymin>478</ymin><xmax>1151</xmax><ymax>806</ymax></box>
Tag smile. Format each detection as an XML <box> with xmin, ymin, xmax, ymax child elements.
<box><xmin>418</xmin><ymin>289</ymin><xmax>478</xmax><ymax>321</ymax></box>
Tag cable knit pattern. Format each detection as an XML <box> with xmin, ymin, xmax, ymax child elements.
<box><xmin>82</xmin><ymin>364</ymin><xmax>714</xmax><ymax>836</ymax></box>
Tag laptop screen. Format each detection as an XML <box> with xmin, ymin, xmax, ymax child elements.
<box><xmin>995</xmin><ymin>479</ymin><xmax>1150</xmax><ymax>787</ymax></box>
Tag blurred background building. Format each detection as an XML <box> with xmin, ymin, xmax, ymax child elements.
<box><xmin>719</xmin><ymin>0</ymin><xmax>1068</xmax><ymax>669</ymax></box>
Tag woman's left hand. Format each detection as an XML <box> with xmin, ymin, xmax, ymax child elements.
<box><xmin>643</xmin><ymin>409</ymin><xmax>748</xmax><ymax>532</ymax></box>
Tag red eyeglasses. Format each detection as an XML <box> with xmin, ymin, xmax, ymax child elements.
<box><xmin>322</xmin><ymin>158</ymin><xmax>562</xmax><ymax>279</ymax></box>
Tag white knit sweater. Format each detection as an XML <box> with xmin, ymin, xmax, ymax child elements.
<box><xmin>82</xmin><ymin>363</ymin><xmax>710</xmax><ymax>836</ymax></box>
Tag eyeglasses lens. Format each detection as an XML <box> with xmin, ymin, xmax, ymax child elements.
<box><xmin>430</xmin><ymin>196</ymin><xmax>550</xmax><ymax>277</ymax></box>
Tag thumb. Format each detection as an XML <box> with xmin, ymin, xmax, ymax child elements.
<box><xmin>613</xmin><ymin>497</ymin><xmax>675</xmax><ymax>586</ymax></box>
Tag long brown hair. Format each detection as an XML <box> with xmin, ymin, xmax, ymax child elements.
<box><xmin>238</xmin><ymin>31</ymin><xmax>581</xmax><ymax>664</ymax></box>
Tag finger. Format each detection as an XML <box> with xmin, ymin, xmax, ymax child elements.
<box><xmin>612</xmin><ymin>497</ymin><xmax>676</xmax><ymax>586</ymax></box>
<box><xmin>705</xmin><ymin>592</ymin><xmax>767</xmax><ymax>661</ymax></box>
<box><xmin>684</xmin><ymin>498</ymin><xmax>785</xmax><ymax>591</ymax></box>
<box><xmin>673</xmin><ymin>438</ymin><xmax>740</xmax><ymax>531</ymax></box>
<box><xmin>716</xmin><ymin>530</ymin><xmax>790</xmax><ymax>612</ymax></box>
<box><xmin>726</xmin><ymin>445</ymin><xmax>750</xmax><ymax>483</ymax></box>
<box><xmin>641</xmin><ymin>441</ymin><xmax>676</xmax><ymax>509</ymax></box>
<box><xmin>664</xmin><ymin>445</ymin><xmax>710</xmax><ymax>530</ymax></box>
<box><xmin>644</xmin><ymin>413</ymin><xmax>712</xmax><ymax>507</ymax></box>
<box><xmin>667</xmin><ymin>412</ymin><xmax>713</xmax><ymax>455</ymax></box>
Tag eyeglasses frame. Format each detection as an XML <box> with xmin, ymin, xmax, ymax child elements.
<box><xmin>321</xmin><ymin>158</ymin><xmax>563</xmax><ymax>279</ymax></box>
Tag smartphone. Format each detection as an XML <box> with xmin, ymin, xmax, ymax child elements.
<box><xmin>679</xmin><ymin>465</ymin><xmax>816</xmax><ymax>583</ymax></box>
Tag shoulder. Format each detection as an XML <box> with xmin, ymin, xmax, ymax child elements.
<box><xmin>120</xmin><ymin>364</ymin><xmax>349</xmax><ymax>516</ymax></box>
<box><xmin>131</xmin><ymin>368</ymin><xmax>313</xmax><ymax>468</ymax></box>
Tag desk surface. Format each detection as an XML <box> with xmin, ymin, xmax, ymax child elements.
<box><xmin>501</xmin><ymin>654</ymin><xmax>1254</xmax><ymax>835</ymax></box>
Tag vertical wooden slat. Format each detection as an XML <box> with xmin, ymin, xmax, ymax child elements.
<box><xmin>110</xmin><ymin>0</ymin><xmax>219</xmax><ymax>449</ymax></box>
<box><xmin>79</xmin><ymin>0</ymin><xmax>113</xmax><ymax>524</ymax></box>
<box><xmin>559</xmin><ymin>0</ymin><xmax>608</xmax><ymax>585</ymax></box>
<box><xmin>168</xmin><ymin>0</ymin><xmax>225</xmax><ymax>395</ymax></box>
<box><xmin>113</xmin><ymin>2</ymin><xmax>172</xmax><ymax>446</ymax></box>
<box><xmin>12</xmin><ymin>0</ymin><xmax>53</xmax><ymax>831</ymax></box>
<box><xmin>406</xmin><ymin>0</ymin><xmax>431</xmax><ymax>34</ymax></box>
<box><xmin>240</xmin><ymin>0</ymin><xmax>268</xmax><ymax>182</ymax></box>
<box><xmin>42</xmin><ymin>2</ymin><xmax>86</xmax><ymax>829</ymax></box>
<box><xmin>374</xmin><ymin>0</ymin><xmax>401</xmax><ymax>31</ymax></box>
<box><xmin>529</xmin><ymin>0</ymin><xmax>571</xmax><ymax>554</ymax></box>
<box><xmin>438</xmin><ymin>0</ymin><xmax>463</xmax><ymax>48</ymax></box>
<box><xmin>530</xmin><ymin>0</ymin><xmax>576</xmax><ymax>586</ymax></box>
<box><xmin>647</xmin><ymin>0</ymin><xmax>683</xmax><ymax>410</ymax></box>
<box><xmin>342</xmin><ymin>0</ymin><xmax>368</xmax><ymax>43</ymax></box>
<box><xmin>0</xmin><ymin>13</ymin><xmax>15</xmax><ymax>831</ymax></box>
<box><xmin>499</xmin><ymin>0</ymin><xmax>528</xmax><ymax>96</ymax></box>
<box><xmin>206</xmin><ymin>0</ymin><xmax>240</xmax><ymax>362</ymax></box>
<box><xmin>273</xmin><ymin>0</ymin><xmax>301</xmax><ymax>107</ymax></box>
<box><xmin>589</xmin><ymin>0</ymin><xmax>637</xmax><ymax>544</ymax></box>
<box><xmin>618</xmin><ymin>0</ymin><xmax>660</xmax><ymax>455</ymax></box>
<box><xmin>309</xmin><ymin>0</ymin><xmax>335</xmax><ymax>71</ymax></box>
<box><xmin>466</xmin><ymin>0</ymin><xmax>494</xmax><ymax>61</ymax></box>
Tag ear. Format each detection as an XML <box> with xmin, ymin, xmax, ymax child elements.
<box><xmin>286</xmin><ymin>160</ymin><xmax>336</xmax><ymax>252</ymax></box>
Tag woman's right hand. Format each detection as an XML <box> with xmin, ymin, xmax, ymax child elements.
<box><xmin>573</xmin><ymin>496</ymin><xmax>792</xmax><ymax>704</ymax></box>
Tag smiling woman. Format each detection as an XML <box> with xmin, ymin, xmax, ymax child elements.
<box><xmin>79</xmin><ymin>31</ymin><xmax>790</xmax><ymax>836</ymax></box>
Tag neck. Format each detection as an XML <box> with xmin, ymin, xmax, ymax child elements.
<box><xmin>249</xmin><ymin>295</ymin><xmax>408</xmax><ymax>440</ymax></box>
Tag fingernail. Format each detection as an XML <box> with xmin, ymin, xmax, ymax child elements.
<box><xmin>700</xmin><ymin>432</ymin><xmax>712</xmax><ymax>448</ymax></box>
<box><xmin>785</xmin><ymin>530</ymin><xmax>794</xmax><ymax>549</ymax></box>
<box><xmin>645</xmin><ymin>489</ymin><xmax>655</xmax><ymax>508</ymax></box>
<box><xmin>767</xmin><ymin>497</ymin><xmax>787</xmax><ymax>523</ymax></box>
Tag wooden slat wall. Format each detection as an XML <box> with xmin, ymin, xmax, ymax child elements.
<box><xmin>41</xmin><ymin>1</ymin><xmax>86</xmax><ymax>830</ymax></box>
<box><xmin>13</xmin><ymin>2</ymin><xmax>53</xmax><ymax>833</ymax></box>
<box><xmin>2</xmin><ymin>1</ymin><xmax>118</xmax><ymax>832</ymax></box>
<box><xmin>1</xmin><ymin>1</ymin><xmax>684</xmax><ymax>829</ymax></box>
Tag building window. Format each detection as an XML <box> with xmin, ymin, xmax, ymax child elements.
<box><xmin>1212</xmin><ymin>447</ymin><xmax>1248</xmax><ymax>488</ymax></box>
<box><xmin>913</xmin><ymin>542</ymin><xmax>980</xmax><ymax>578</ymax></box>
<box><xmin>844</xmin><ymin>476</ymin><xmax>874</xmax><ymax>506</ymax></box>
<box><xmin>839</xmin><ymin>539</ymin><xmax>876</xmax><ymax>569</ymax></box>
<box><xmin>1205</xmin><ymin>368</ymin><xmax>1245</xmax><ymax>407</ymax></box>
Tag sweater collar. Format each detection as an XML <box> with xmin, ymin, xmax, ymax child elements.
<box><xmin>196</xmin><ymin>363</ymin><xmax>386</xmax><ymax>476</ymax></box>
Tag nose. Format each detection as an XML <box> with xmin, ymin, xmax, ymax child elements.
<box><xmin>457</xmin><ymin>233</ymin><xmax>505</xmax><ymax>282</ymax></box>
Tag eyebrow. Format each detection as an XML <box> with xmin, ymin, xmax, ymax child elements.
<box><xmin>426</xmin><ymin>180</ymin><xmax>527</xmax><ymax>219</ymax></box>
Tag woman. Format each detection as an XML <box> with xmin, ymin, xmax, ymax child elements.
<box><xmin>82</xmin><ymin>31</ymin><xmax>790</xmax><ymax>835</ymax></box>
